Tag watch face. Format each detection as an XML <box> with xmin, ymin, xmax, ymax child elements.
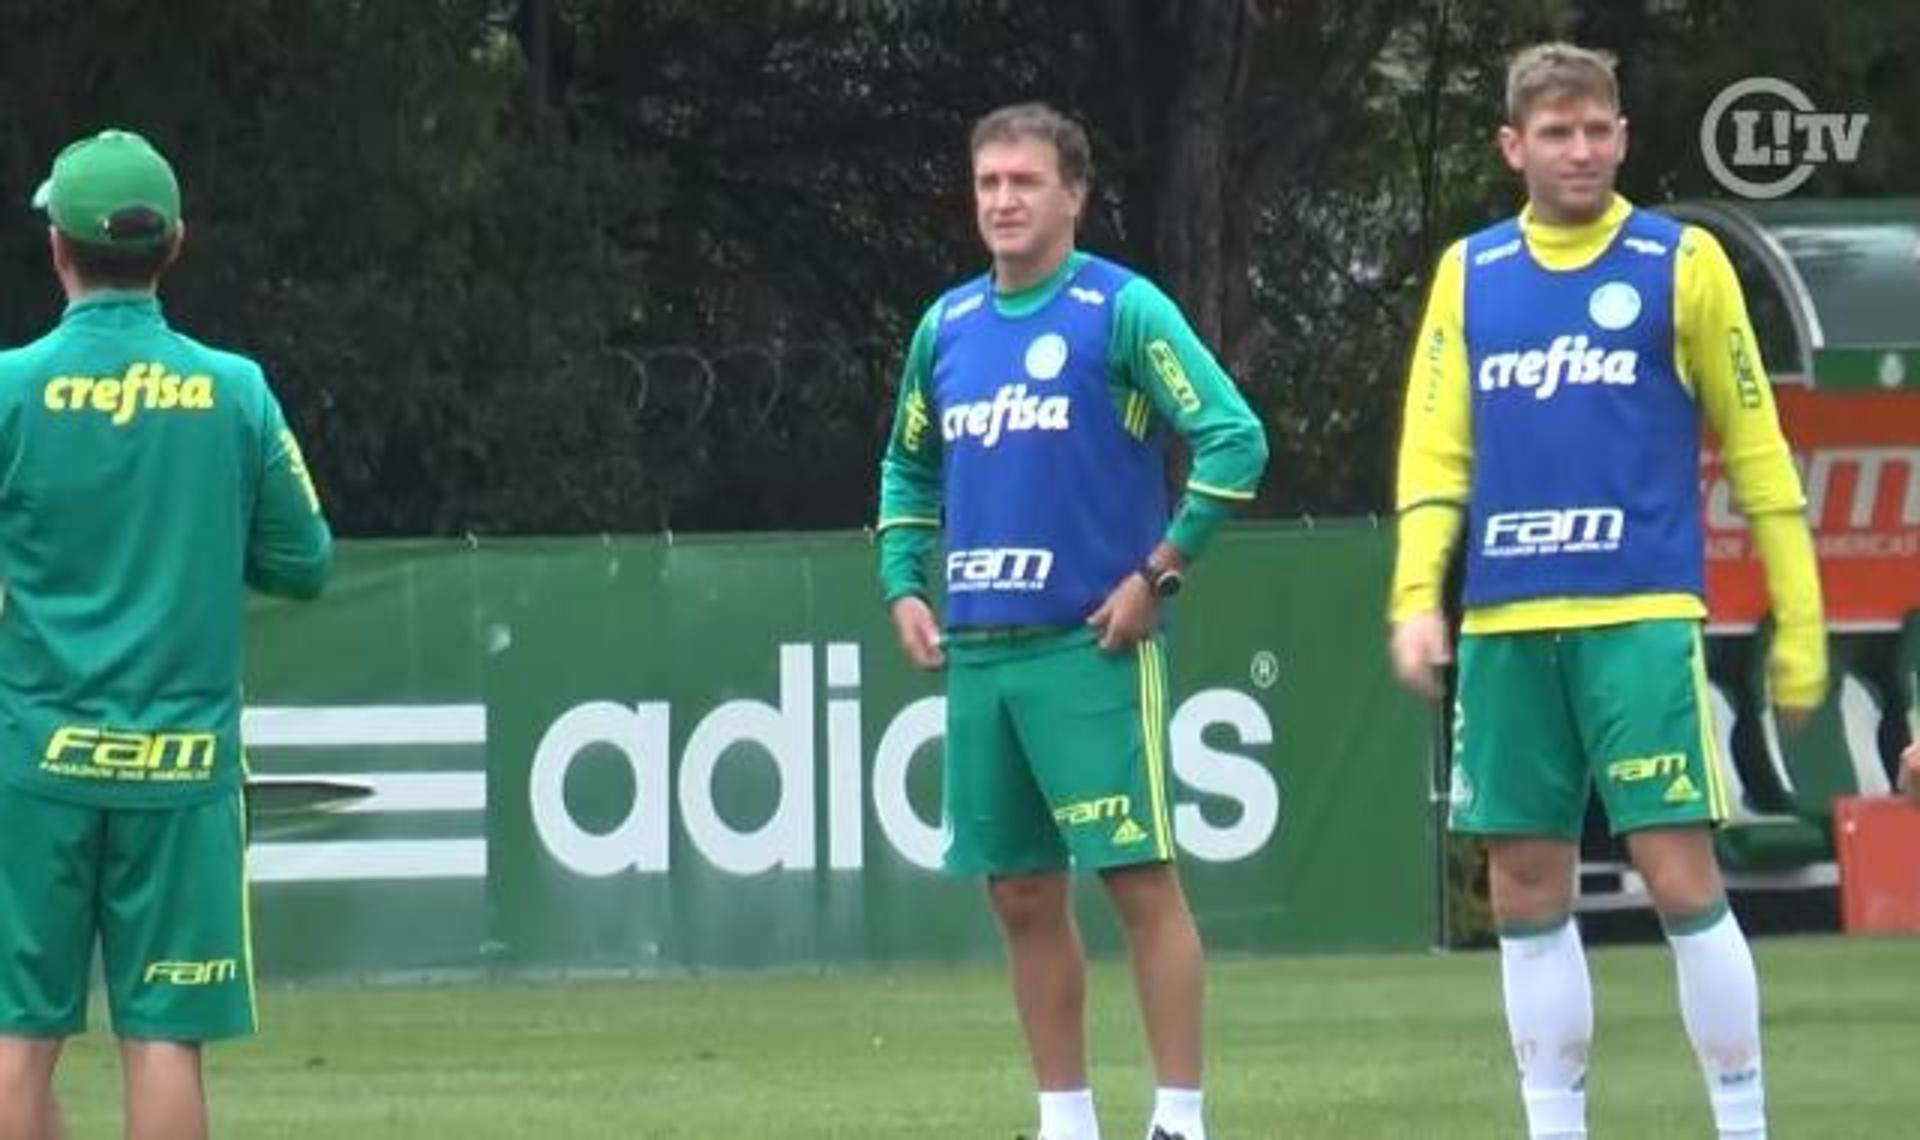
<box><xmin>1156</xmin><ymin>571</ymin><xmax>1183</xmax><ymax>598</ymax></box>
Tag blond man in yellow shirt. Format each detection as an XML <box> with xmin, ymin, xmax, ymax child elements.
<box><xmin>1388</xmin><ymin>43</ymin><xmax>1826</xmax><ymax>1140</ymax></box>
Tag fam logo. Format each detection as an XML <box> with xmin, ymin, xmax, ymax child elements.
<box><xmin>946</xmin><ymin>546</ymin><xmax>1053</xmax><ymax>594</ymax></box>
<box><xmin>1700</xmin><ymin>77</ymin><xmax>1871</xmax><ymax>199</ymax></box>
<box><xmin>1483</xmin><ymin>507</ymin><xmax>1625</xmax><ymax>558</ymax></box>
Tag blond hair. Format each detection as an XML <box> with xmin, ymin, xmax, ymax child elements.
<box><xmin>1505</xmin><ymin>42</ymin><xmax>1619</xmax><ymax>126</ymax></box>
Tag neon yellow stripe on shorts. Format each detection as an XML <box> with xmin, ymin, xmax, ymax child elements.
<box><xmin>1137</xmin><ymin>637</ymin><xmax>1174</xmax><ymax>859</ymax></box>
<box><xmin>1689</xmin><ymin>627</ymin><xmax>1730</xmax><ymax>821</ymax></box>
<box><xmin>236</xmin><ymin>789</ymin><xmax>259</xmax><ymax>1030</ymax></box>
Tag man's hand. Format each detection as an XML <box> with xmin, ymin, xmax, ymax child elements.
<box><xmin>1900</xmin><ymin>741</ymin><xmax>1920</xmax><ymax>807</ymax></box>
<box><xmin>1389</xmin><ymin>611</ymin><xmax>1453</xmax><ymax>701</ymax></box>
<box><xmin>1764</xmin><ymin>625</ymin><xmax>1827</xmax><ymax>736</ymax></box>
<box><xmin>1087</xmin><ymin>572</ymin><xmax>1159</xmax><ymax>653</ymax></box>
<box><xmin>889</xmin><ymin>595</ymin><xmax>945</xmax><ymax>671</ymax></box>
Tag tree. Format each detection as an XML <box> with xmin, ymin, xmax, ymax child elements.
<box><xmin>1</xmin><ymin>1</ymin><xmax>1911</xmax><ymax>534</ymax></box>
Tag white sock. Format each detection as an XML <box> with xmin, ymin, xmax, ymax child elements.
<box><xmin>1666</xmin><ymin>903</ymin><xmax>1766</xmax><ymax>1139</ymax></box>
<box><xmin>1147</xmin><ymin>1086</ymin><xmax>1204</xmax><ymax>1140</ymax></box>
<box><xmin>1500</xmin><ymin>916</ymin><xmax>1592</xmax><ymax>1139</ymax></box>
<box><xmin>1039</xmin><ymin>1088</ymin><xmax>1100</xmax><ymax>1140</ymax></box>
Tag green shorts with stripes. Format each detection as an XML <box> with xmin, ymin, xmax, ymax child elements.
<box><xmin>0</xmin><ymin>786</ymin><xmax>255</xmax><ymax>1041</ymax></box>
<box><xmin>942</xmin><ymin>627</ymin><xmax>1176</xmax><ymax>875</ymax></box>
<box><xmin>1449</xmin><ymin>619</ymin><xmax>1730</xmax><ymax>841</ymax></box>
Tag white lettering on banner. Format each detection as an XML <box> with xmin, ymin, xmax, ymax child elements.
<box><xmin>946</xmin><ymin>547</ymin><xmax>1053</xmax><ymax>593</ymax></box>
<box><xmin>525</xmin><ymin>643</ymin><xmax>1279</xmax><ymax>875</ymax></box>
<box><xmin>244</xmin><ymin>704</ymin><xmax>488</xmax><ymax>884</ymax></box>
<box><xmin>1802</xmin><ymin>446</ymin><xmax>1920</xmax><ymax>529</ymax></box>
<box><xmin>1817</xmin><ymin>531</ymin><xmax>1920</xmax><ymax>558</ymax></box>
<box><xmin>1702</xmin><ymin>462</ymin><xmax>1741</xmax><ymax>531</ymax></box>
<box><xmin>677</xmin><ymin>645</ymin><xmax>815</xmax><ymax>874</ymax></box>
<box><xmin>1703</xmin><ymin>445</ymin><xmax>1920</xmax><ymax>539</ymax></box>
<box><xmin>825</xmin><ymin>644</ymin><xmax>864</xmax><ymax>870</ymax></box>
<box><xmin>1484</xmin><ymin>507</ymin><xmax>1625</xmax><ymax>557</ymax></box>
<box><xmin>530</xmin><ymin>702</ymin><xmax>672</xmax><ymax>876</ymax></box>
<box><xmin>1707</xmin><ymin>534</ymin><xmax>1748</xmax><ymax>560</ymax></box>
<box><xmin>1171</xmin><ymin>689</ymin><xmax>1279</xmax><ymax>863</ymax></box>
<box><xmin>1477</xmin><ymin>335</ymin><xmax>1638</xmax><ymax>401</ymax></box>
<box><xmin>870</xmin><ymin>696</ymin><xmax>947</xmax><ymax>869</ymax></box>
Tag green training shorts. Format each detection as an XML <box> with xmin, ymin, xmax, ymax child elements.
<box><xmin>1449</xmin><ymin>619</ymin><xmax>1730</xmax><ymax>840</ymax></box>
<box><xmin>943</xmin><ymin>628</ymin><xmax>1176</xmax><ymax>875</ymax></box>
<box><xmin>0</xmin><ymin>786</ymin><xmax>256</xmax><ymax>1041</ymax></box>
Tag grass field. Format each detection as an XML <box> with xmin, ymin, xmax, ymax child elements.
<box><xmin>49</xmin><ymin>935</ymin><xmax>1917</xmax><ymax>1138</ymax></box>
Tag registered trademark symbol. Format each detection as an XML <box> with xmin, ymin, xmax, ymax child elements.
<box><xmin>1250</xmin><ymin>650</ymin><xmax>1280</xmax><ymax>690</ymax></box>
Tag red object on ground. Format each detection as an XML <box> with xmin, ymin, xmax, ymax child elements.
<box><xmin>1834</xmin><ymin>794</ymin><xmax>1920</xmax><ymax>934</ymax></box>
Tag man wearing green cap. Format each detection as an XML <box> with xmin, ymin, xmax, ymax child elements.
<box><xmin>0</xmin><ymin>129</ymin><xmax>333</xmax><ymax>1140</ymax></box>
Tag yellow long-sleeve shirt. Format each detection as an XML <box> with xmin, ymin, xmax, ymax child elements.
<box><xmin>1391</xmin><ymin>195</ymin><xmax>1827</xmax><ymax>708</ymax></box>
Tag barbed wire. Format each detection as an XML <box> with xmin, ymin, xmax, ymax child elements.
<box><xmin>471</xmin><ymin>337</ymin><xmax>1392</xmax><ymax>533</ymax></box>
<box><xmin>552</xmin><ymin>339</ymin><xmax>900</xmax><ymax>439</ymax></box>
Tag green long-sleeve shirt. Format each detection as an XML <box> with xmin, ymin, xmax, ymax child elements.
<box><xmin>876</xmin><ymin>251</ymin><xmax>1268</xmax><ymax>605</ymax></box>
<box><xmin>0</xmin><ymin>292</ymin><xmax>333</xmax><ymax>807</ymax></box>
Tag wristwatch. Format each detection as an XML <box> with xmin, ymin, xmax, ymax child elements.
<box><xmin>1136</xmin><ymin>562</ymin><xmax>1184</xmax><ymax>599</ymax></box>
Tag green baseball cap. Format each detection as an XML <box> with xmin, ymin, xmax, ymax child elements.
<box><xmin>31</xmin><ymin>129</ymin><xmax>181</xmax><ymax>248</ymax></box>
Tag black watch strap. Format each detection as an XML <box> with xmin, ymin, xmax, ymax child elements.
<box><xmin>1136</xmin><ymin>563</ymin><xmax>1182</xmax><ymax>598</ymax></box>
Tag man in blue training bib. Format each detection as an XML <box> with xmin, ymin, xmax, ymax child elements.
<box><xmin>1389</xmin><ymin>44</ymin><xmax>1827</xmax><ymax>1140</ymax></box>
<box><xmin>875</xmin><ymin>103</ymin><xmax>1268</xmax><ymax>1140</ymax></box>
